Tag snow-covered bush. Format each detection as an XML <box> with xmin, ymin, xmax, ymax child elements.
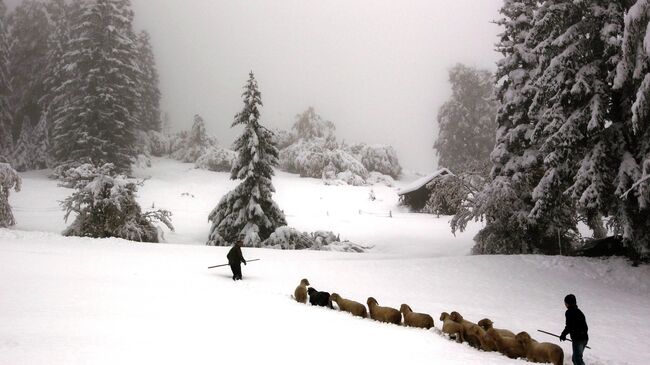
<box><xmin>280</xmin><ymin>138</ymin><xmax>368</xmax><ymax>184</ymax></box>
<box><xmin>60</xmin><ymin>163</ymin><xmax>173</xmax><ymax>242</ymax></box>
<box><xmin>272</xmin><ymin>128</ymin><xmax>296</xmax><ymax>150</ymax></box>
<box><xmin>170</xmin><ymin>115</ymin><xmax>218</xmax><ymax>163</ymax></box>
<box><xmin>145</xmin><ymin>130</ymin><xmax>172</xmax><ymax>157</ymax></box>
<box><xmin>261</xmin><ymin>226</ymin><xmax>369</xmax><ymax>252</ymax></box>
<box><xmin>345</xmin><ymin>143</ymin><xmax>402</xmax><ymax>178</ymax></box>
<box><xmin>195</xmin><ymin>146</ymin><xmax>236</xmax><ymax>172</ymax></box>
<box><xmin>367</xmin><ymin>172</ymin><xmax>395</xmax><ymax>187</ymax></box>
<box><xmin>0</xmin><ymin>163</ymin><xmax>22</xmax><ymax>228</ymax></box>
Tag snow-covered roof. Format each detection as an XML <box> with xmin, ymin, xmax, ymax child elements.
<box><xmin>397</xmin><ymin>168</ymin><xmax>453</xmax><ymax>196</ymax></box>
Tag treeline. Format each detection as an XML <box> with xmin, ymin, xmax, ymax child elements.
<box><xmin>0</xmin><ymin>0</ymin><xmax>161</xmax><ymax>174</ymax></box>
<box><xmin>435</xmin><ymin>1</ymin><xmax>650</xmax><ymax>261</ymax></box>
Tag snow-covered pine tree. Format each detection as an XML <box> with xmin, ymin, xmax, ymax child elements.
<box><xmin>38</xmin><ymin>0</ymin><xmax>80</xmax><ymax>165</ymax></box>
<box><xmin>433</xmin><ymin>64</ymin><xmax>497</xmax><ymax>174</ymax></box>
<box><xmin>135</xmin><ymin>30</ymin><xmax>161</xmax><ymax>132</ymax></box>
<box><xmin>292</xmin><ymin>107</ymin><xmax>336</xmax><ymax>141</ymax></box>
<box><xmin>7</xmin><ymin>0</ymin><xmax>50</xmax><ymax>166</ymax></box>
<box><xmin>525</xmin><ymin>1</ymin><xmax>630</xmax><ymax>249</ymax></box>
<box><xmin>613</xmin><ymin>0</ymin><xmax>650</xmax><ymax>259</ymax></box>
<box><xmin>451</xmin><ymin>0</ymin><xmax>542</xmax><ymax>254</ymax></box>
<box><xmin>51</xmin><ymin>0</ymin><xmax>140</xmax><ymax>174</ymax></box>
<box><xmin>190</xmin><ymin>114</ymin><xmax>207</xmax><ymax>147</ymax></box>
<box><xmin>0</xmin><ymin>162</ymin><xmax>21</xmax><ymax>228</ymax></box>
<box><xmin>207</xmin><ymin>72</ymin><xmax>287</xmax><ymax>246</ymax></box>
<box><xmin>60</xmin><ymin>163</ymin><xmax>173</xmax><ymax>242</ymax></box>
<box><xmin>0</xmin><ymin>0</ymin><xmax>12</xmax><ymax>160</ymax></box>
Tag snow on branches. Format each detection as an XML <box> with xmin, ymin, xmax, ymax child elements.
<box><xmin>207</xmin><ymin>72</ymin><xmax>287</xmax><ymax>246</ymax></box>
<box><xmin>0</xmin><ymin>163</ymin><xmax>21</xmax><ymax>228</ymax></box>
<box><xmin>60</xmin><ymin>163</ymin><xmax>173</xmax><ymax>243</ymax></box>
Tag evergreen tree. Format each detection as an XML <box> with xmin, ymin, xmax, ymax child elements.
<box><xmin>60</xmin><ymin>163</ymin><xmax>173</xmax><ymax>242</ymax></box>
<box><xmin>7</xmin><ymin>0</ymin><xmax>49</xmax><ymax>144</ymax></box>
<box><xmin>190</xmin><ymin>114</ymin><xmax>207</xmax><ymax>147</ymax></box>
<box><xmin>135</xmin><ymin>30</ymin><xmax>161</xmax><ymax>132</ymax></box>
<box><xmin>433</xmin><ymin>63</ymin><xmax>497</xmax><ymax>174</ymax></box>
<box><xmin>207</xmin><ymin>72</ymin><xmax>287</xmax><ymax>246</ymax></box>
<box><xmin>0</xmin><ymin>162</ymin><xmax>21</xmax><ymax>228</ymax></box>
<box><xmin>522</xmin><ymin>1</ymin><xmax>627</xmax><ymax>246</ymax></box>
<box><xmin>51</xmin><ymin>0</ymin><xmax>140</xmax><ymax>174</ymax></box>
<box><xmin>613</xmin><ymin>0</ymin><xmax>650</xmax><ymax>258</ymax></box>
<box><xmin>0</xmin><ymin>0</ymin><xmax>12</xmax><ymax>159</ymax></box>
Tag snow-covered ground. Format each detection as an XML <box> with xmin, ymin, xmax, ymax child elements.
<box><xmin>2</xmin><ymin>158</ymin><xmax>649</xmax><ymax>365</ymax></box>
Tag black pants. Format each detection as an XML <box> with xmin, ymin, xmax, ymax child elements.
<box><xmin>230</xmin><ymin>262</ymin><xmax>242</xmax><ymax>280</ymax></box>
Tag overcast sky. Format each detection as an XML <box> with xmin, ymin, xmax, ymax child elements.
<box><xmin>9</xmin><ymin>0</ymin><xmax>503</xmax><ymax>172</ymax></box>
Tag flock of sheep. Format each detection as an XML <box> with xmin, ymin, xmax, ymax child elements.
<box><xmin>294</xmin><ymin>279</ymin><xmax>563</xmax><ymax>365</ymax></box>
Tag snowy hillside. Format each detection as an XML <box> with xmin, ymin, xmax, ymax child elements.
<box><xmin>2</xmin><ymin>158</ymin><xmax>649</xmax><ymax>365</ymax></box>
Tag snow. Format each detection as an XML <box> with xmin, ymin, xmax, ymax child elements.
<box><xmin>2</xmin><ymin>158</ymin><xmax>650</xmax><ymax>365</ymax></box>
<box><xmin>398</xmin><ymin>168</ymin><xmax>453</xmax><ymax>196</ymax></box>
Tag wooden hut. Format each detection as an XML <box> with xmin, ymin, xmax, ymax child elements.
<box><xmin>398</xmin><ymin>169</ymin><xmax>452</xmax><ymax>211</ymax></box>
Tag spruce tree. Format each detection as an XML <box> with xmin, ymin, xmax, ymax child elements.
<box><xmin>0</xmin><ymin>0</ymin><xmax>12</xmax><ymax>159</ymax></box>
<box><xmin>51</xmin><ymin>0</ymin><xmax>140</xmax><ymax>174</ymax></box>
<box><xmin>433</xmin><ymin>63</ymin><xmax>497</xmax><ymax>174</ymax></box>
<box><xmin>207</xmin><ymin>72</ymin><xmax>287</xmax><ymax>246</ymax></box>
<box><xmin>7</xmin><ymin>0</ymin><xmax>49</xmax><ymax>145</ymax></box>
<box><xmin>613</xmin><ymin>0</ymin><xmax>650</xmax><ymax>259</ymax></box>
<box><xmin>521</xmin><ymin>1</ymin><xmax>628</xmax><ymax>247</ymax></box>
<box><xmin>0</xmin><ymin>162</ymin><xmax>21</xmax><ymax>228</ymax></box>
<box><xmin>135</xmin><ymin>30</ymin><xmax>161</xmax><ymax>132</ymax></box>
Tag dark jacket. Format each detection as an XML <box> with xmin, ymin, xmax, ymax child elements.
<box><xmin>561</xmin><ymin>306</ymin><xmax>588</xmax><ymax>341</ymax></box>
<box><xmin>227</xmin><ymin>244</ymin><xmax>246</xmax><ymax>265</ymax></box>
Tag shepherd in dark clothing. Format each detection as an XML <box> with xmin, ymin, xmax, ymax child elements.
<box><xmin>560</xmin><ymin>294</ymin><xmax>589</xmax><ymax>365</ymax></box>
<box><xmin>227</xmin><ymin>239</ymin><xmax>246</xmax><ymax>281</ymax></box>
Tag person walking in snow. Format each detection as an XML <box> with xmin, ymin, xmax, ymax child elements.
<box><xmin>227</xmin><ymin>238</ymin><xmax>247</xmax><ymax>281</ymax></box>
<box><xmin>560</xmin><ymin>294</ymin><xmax>589</xmax><ymax>365</ymax></box>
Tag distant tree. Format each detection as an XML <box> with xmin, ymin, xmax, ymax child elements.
<box><xmin>135</xmin><ymin>30</ymin><xmax>161</xmax><ymax>132</ymax></box>
<box><xmin>190</xmin><ymin>114</ymin><xmax>207</xmax><ymax>147</ymax></box>
<box><xmin>0</xmin><ymin>162</ymin><xmax>21</xmax><ymax>228</ymax></box>
<box><xmin>433</xmin><ymin>64</ymin><xmax>497</xmax><ymax>174</ymax></box>
<box><xmin>292</xmin><ymin>107</ymin><xmax>336</xmax><ymax>141</ymax></box>
<box><xmin>0</xmin><ymin>0</ymin><xmax>12</xmax><ymax>159</ymax></box>
<box><xmin>207</xmin><ymin>72</ymin><xmax>287</xmax><ymax>246</ymax></box>
<box><xmin>7</xmin><ymin>0</ymin><xmax>50</xmax><ymax>164</ymax></box>
<box><xmin>60</xmin><ymin>163</ymin><xmax>173</xmax><ymax>242</ymax></box>
<box><xmin>450</xmin><ymin>0</ymin><xmax>549</xmax><ymax>254</ymax></box>
<box><xmin>162</xmin><ymin>112</ymin><xmax>172</xmax><ymax>134</ymax></box>
<box><xmin>51</xmin><ymin>0</ymin><xmax>140</xmax><ymax>174</ymax></box>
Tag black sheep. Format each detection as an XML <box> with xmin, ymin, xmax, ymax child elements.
<box><xmin>307</xmin><ymin>287</ymin><xmax>333</xmax><ymax>309</ymax></box>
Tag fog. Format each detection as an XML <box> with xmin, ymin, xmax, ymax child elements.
<box><xmin>9</xmin><ymin>0</ymin><xmax>503</xmax><ymax>172</ymax></box>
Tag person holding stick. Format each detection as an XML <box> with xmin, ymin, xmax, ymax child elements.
<box><xmin>227</xmin><ymin>238</ymin><xmax>247</xmax><ymax>281</ymax></box>
<box><xmin>560</xmin><ymin>294</ymin><xmax>589</xmax><ymax>365</ymax></box>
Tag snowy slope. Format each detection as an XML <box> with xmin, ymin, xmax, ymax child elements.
<box><xmin>2</xmin><ymin>158</ymin><xmax>650</xmax><ymax>365</ymax></box>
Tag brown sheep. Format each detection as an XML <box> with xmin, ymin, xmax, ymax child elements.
<box><xmin>400</xmin><ymin>304</ymin><xmax>434</xmax><ymax>329</ymax></box>
<box><xmin>330</xmin><ymin>293</ymin><xmax>367</xmax><ymax>318</ymax></box>
<box><xmin>478</xmin><ymin>318</ymin><xmax>516</xmax><ymax>338</ymax></box>
<box><xmin>293</xmin><ymin>278</ymin><xmax>309</xmax><ymax>304</ymax></box>
<box><xmin>516</xmin><ymin>332</ymin><xmax>564</xmax><ymax>365</ymax></box>
<box><xmin>366</xmin><ymin>297</ymin><xmax>401</xmax><ymax>325</ymax></box>
<box><xmin>486</xmin><ymin>328</ymin><xmax>527</xmax><ymax>359</ymax></box>
<box><xmin>449</xmin><ymin>311</ymin><xmax>485</xmax><ymax>349</ymax></box>
<box><xmin>464</xmin><ymin>324</ymin><xmax>498</xmax><ymax>352</ymax></box>
<box><xmin>440</xmin><ymin>312</ymin><xmax>464</xmax><ymax>343</ymax></box>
